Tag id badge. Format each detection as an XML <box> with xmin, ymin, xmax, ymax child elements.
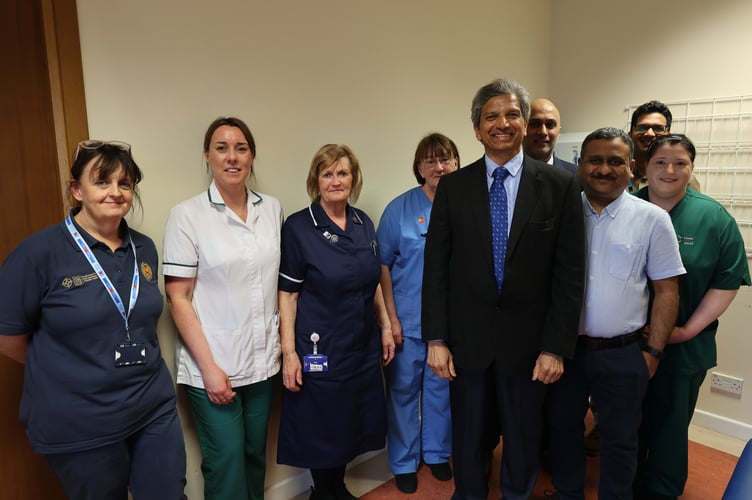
<box><xmin>115</xmin><ymin>342</ymin><xmax>147</xmax><ymax>367</ymax></box>
<box><xmin>304</xmin><ymin>332</ymin><xmax>328</xmax><ymax>372</ymax></box>
<box><xmin>304</xmin><ymin>353</ymin><xmax>328</xmax><ymax>372</ymax></box>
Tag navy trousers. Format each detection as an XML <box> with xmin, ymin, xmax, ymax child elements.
<box><xmin>547</xmin><ymin>342</ymin><xmax>649</xmax><ymax>500</ymax></box>
<box><xmin>44</xmin><ymin>407</ymin><xmax>186</xmax><ymax>500</ymax></box>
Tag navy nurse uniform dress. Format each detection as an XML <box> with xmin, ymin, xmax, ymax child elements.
<box><xmin>277</xmin><ymin>202</ymin><xmax>387</xmax><ymax>469</ymax></box>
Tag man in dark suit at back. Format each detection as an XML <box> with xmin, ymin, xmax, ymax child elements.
<box><xmin>524</xmin><ymin>98</ymin><xmax>577</xmax><ymax>174</ymax></box>
<box><xmin>422</xmin><ymin>79</ymin><xmax>586</xmax><ymax>500</ymax></box>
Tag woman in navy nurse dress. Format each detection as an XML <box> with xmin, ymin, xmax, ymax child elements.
<box><xmin>277</xmin><ymin>144</ymin><xmax>395</xmax><ymax>500</ymax></box>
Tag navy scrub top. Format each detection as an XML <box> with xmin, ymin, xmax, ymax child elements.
<box><xmin>0</xmin><ymin>211</ymin><xmax>176</xmax><ymax>454</ymax></box>
<box><xmin>277</xmin><ymin>202</ymin><xmax>387</xmax><ymax>468</ymax></box>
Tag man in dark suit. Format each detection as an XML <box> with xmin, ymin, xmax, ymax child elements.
<box><xmin>422</xmin><ymin>79</ymin><xmax>586</xmax><ymax>500</ymax></box>
<box><xmin>524</xmin><ymin>98</ymin><xmax>577</xmax><ymax>174</ymax></box>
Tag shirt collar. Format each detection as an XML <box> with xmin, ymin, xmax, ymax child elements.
<box><xmin>207</xmin><ymin>180</ymin><xmax>263</xmax><ymax>207</ymax></box>
<box><xmin>67</xmin><ymin>207</ymin><xmax>133</xmax><ymax>250</ymax></box>
<box><xmin>307</xmin><ymin>202</ymin><xmax>363</xmax><ymax>229</ymax></box>
<box><xmin>582</xmin><ymin>190</ymin><xmax>628</xmax><ymax>219</ymax></box>
<box><xmin>484</xmin><ymin>150</ymin><xmax>524</xmax><ymax>181</ymax></box>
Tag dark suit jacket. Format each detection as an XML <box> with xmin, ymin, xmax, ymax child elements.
<box><xmin>422</xmin><ymin>155</ymin><xmax>586</xmax><ymax>374</ymax></box>
<box><xmin>554</xmin><ymin>155</ymin><xmax>577</xmax><ymax>175</ymax></box>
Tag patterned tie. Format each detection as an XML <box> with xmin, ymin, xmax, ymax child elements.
<box><xmin>490</xmin><ymin>167</ymin><xmax>510</xmax><ymax>292</ymax></box>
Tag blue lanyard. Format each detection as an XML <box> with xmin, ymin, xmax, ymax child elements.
<box><xmin>65</xmin><ymin>215</ymin><xmax>140</xmax><ymax>339</ymax></box>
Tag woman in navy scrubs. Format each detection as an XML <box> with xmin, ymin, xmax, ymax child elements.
<box><xmin>0</xmin><ymin>142</ymin><xmax>186</xmax><ymax>499</ymax></box>
<box><xmin>277</xmin><ymin>144</ymin><xmax>395</xmax><ymax>500</ymax></box>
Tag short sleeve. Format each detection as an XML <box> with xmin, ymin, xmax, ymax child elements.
<box><xmin>646</xmin><ymin>208</ymin><xmax>686</xmax><ymax>281</ymax></box>
<box><xmin>710</xmin><ymin>209</ymin><xmax>751</xmax><ymax>290</ymax></box>
<box><xmin>376</xmin><ymin>201</ymin><xmax>399</xmax><ymax>268</ymax></box>
<box><xmin>278</xmin><ymin>217</ymin><xmax>306</xmax><ymax>293</ymax></box>
<box><xmin>162</xmin><ymin>204</ymin><xmax>199</xmax><ymax>278</ymax></box>
<box><xmin>0</xmin><ymin>240</ymin><xmax>45</xmax><ymax>335</ymax></box>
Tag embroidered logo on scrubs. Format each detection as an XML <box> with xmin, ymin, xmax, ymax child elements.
<box><xmin>677</xmin><ymin>234</ymin><xmax>694</xmax><ymax>246</ymax></box>
<box><xmin>62</xmin><ymin>273</ymin><xmax>99</xmax><ymax>288</ymax></box>
<box><xmin>418</xmin><ymin>216</ymin><xmax>425</xmax><ymax>224</ymax></box>
<box><xmin>140</xmin><ymin>261</ymin><xmax>154</xmax><ymax>281</ymax></box>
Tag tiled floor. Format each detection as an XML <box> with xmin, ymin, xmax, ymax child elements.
<box><xmin>290</xmin><ymin>424</ymin><xmax>746</xmax><ymax>500</ymax></box>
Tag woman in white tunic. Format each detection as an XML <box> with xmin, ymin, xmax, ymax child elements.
<box><xmin>163</xmin><ymin>117</ymin><xmax>282</xmax><ymax>500</ymax></box>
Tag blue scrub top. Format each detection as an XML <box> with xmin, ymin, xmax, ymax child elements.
<box><xmin>0</xmin><ymin>210</ymin><xmax>176</xmax><ymax>454</ymax></box>
<box><xmin>376</xmin><ymin>186</ymin><xmax>432</xmax><ymax>338</ymax></box>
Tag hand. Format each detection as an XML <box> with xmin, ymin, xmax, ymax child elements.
<box><xmin>390</xmin><ymin>319</ymin><xmax>404</xmax><ymax>347</ymax></box>
<box><xmin>202</xmin><ymin>363</ymin><xmax>236</xmax><ymax>405</ymax></box>
<box><xmin>382</xmin><ymin>329</ymin><xmax>396</xmax><ymax>366</ymax></box>
<box><xmin>282</xmin><ymin>352</ymin><xmax>303</xmax><ymax>392</ymax></box>
<box><xmin>427</xmin><ymin>342</ymin><xmax>456</xmax><ymax>381</ymax></box>
<box><xmin>642</xmin><ymin>352</ymin><xmax>660</xmax><ymax>379</ymax></box>
<box><xmin>532</xmin><ymin>352</ymin><xmax>563</xmax><ymax>384</ymax></box>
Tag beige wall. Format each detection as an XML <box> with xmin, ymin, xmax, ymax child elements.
<box><xmin>75</xmin><ymin>0</ymin><xmax>752</xmax><ymax>497</ymax></box>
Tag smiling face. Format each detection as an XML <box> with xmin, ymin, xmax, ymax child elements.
<box><xmin>578</xmin><ymin>137</ymin><xmax>634</xmax><ymax>212</ymax></box>
<box><xmin>205</xmin><ymin>125</ymin><xmax>253</xmax><ymax>192</ymax></box>
<box><xmin>70</xmin><ymin>158</ymin><xmax>134</xmax><ymax>224</ymax></box>
<box><xmin>318</xmin><ymin>156</ymin><xmax>353</xmax><ymax>207</ymax></box>
<box><xmin>474</xmin><ymin>93</ymin><xmax>527</xmax><ymax>165</ymax></box>
<box><xmin>645</xmin><ymin>143</ymin><xmax>693</xmax><ymax>208</ymax></box>
<box><xmin>629</xmin><ymin>112</ymin><xmax>669</xmax><ymax>158</ymax></box>
<box><xmin>524</xmin><ymin>98</ymin><xmax>561</xmax><ymax>162</ymax></box>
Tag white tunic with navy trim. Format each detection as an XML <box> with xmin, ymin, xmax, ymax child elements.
<box><xmin>163</xmin><ymin>181</ymin><xmax>283</xmax><ymax>387</ymax></box>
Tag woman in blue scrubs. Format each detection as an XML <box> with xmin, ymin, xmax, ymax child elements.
<box><xmin>277</xmin><ymin>144</ymin><xmax>395</xmax><ymax>500</ymax></box>
<box><xmin>0</xmin><ymin>142</ymin><xmax>186</xmax><ymax>499</ymax></box>
<box><xmin>377</xmin><ymin>133</ymin><xmax>459</xmax><ymax>493</ymax></box>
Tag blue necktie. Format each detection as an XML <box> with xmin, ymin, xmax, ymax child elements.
<box><xmin>490</xmin><ymin>167</ymin><xmax>510</xmax><ymax>292</ymax></box>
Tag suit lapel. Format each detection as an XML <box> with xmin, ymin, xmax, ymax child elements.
<box><xmin>507</xmin><ymin>158</ymin><xmax>540</xmax><ymax>257</ymax></box>
<box><xmin>465</xmin><ymin>158</ymin><xmax>495</xmax><ymax>269</ymax></box>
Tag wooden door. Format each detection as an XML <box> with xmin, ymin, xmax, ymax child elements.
<box><xmin>0</xmin><ymin>0</ymin><xmax>88</xmax><ymax>497</ymax></box>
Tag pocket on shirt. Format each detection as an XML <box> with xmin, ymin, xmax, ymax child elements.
<box><xmin>608</xmin><ymin>243</ymin><xmax>643</xmax><ymax>280</ymax></box>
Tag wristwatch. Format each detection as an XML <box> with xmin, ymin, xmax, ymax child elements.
<box><xmin>641</xmin><ymin>344</ymin><xmax>666</xmax><ymax>360</ymax></box>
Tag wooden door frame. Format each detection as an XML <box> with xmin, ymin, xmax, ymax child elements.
<box><xmin>41</xmin><ymin>0</ymin><xmax>89</xmax><ymax>212</ymax></box>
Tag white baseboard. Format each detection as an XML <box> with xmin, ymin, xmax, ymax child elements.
<box><xmin>264</xmin><ymin>449</ymin><xmax>386</xmax><ymax>500</ymax></box>
<box><xmin>693</xmin><ymin>409</ymin><xmax>752</xmax><ymax>442</ymax></box>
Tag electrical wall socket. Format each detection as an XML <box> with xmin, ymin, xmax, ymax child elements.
<box><xmin>710</xmin><ymin>372</ymin><xmax>743</xmax><ymax>397</ymax></box>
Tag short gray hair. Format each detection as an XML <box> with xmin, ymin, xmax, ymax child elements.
<box><xmin>471</xmin><ymin>79</ymin><xmax>531</xmax><ymax>127</ymax></box>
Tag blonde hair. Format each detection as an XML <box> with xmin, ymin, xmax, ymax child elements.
<box><xmin>305</xmin><ymin>144</ymin><xmax>363</xmax><ymax>204</ymax></box>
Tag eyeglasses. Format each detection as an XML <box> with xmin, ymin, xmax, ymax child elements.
<box><xmin>74</xmin><ymin>140</ymin><xmax>131</xmax><ymax>161</ymax></box>
<box><xmin>423</xmin><ymin>157</ymin><xmax>455</xmax><ymax>167</ymax></box>
<box><xmin>633</xmin><ymin>124</ymin><xmax>668</xmax><ymax>134</ymax></box>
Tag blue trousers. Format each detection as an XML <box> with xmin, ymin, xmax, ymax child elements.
<box><xmin>185</xmin><ymin>377</ymin><xmax>275</xmax><ymax>500</ymax></box>
<box><xmin>384</xmin><ymin>336</ymin><xmax>451</xmax><ymax>473</ymax></box>
<box><xmin>44</xmin><ymin>408</ymin><xmax>186</xmax><ymax>500</ymax></box>
<box><xmin>547</xmin><ymin>342</ymin><xmax>649</xmax><ymax>500</ymax></box>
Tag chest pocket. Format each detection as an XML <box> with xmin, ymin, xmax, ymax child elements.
<box><xmin>608</xmin><ymin>243</ymin><xmax>643</xmax><ymax>280</ymax></box>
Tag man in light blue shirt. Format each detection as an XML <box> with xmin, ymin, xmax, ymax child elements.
<box><xmin>546</xmin><ymin>128</ymin><xmax>685</xmax><ymax>500</ymax></box>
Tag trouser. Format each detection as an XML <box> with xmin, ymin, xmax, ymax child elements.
<box><xmin>450</xmin><ymin>362</ymin><xmax>546</xmax><ymax>500</ymax></box>
<box><xmin>44</xmin><ymin>408</ymin><xmax>186</xmax><ymax>500</ymax></box>
<box><xmin>184</xmin><ymin>377</ymin><xmax>275</xmax><ymax>500</ymax></box>
<box><xmin>385</xmin><ymin>336</ymin><xmax>452</xmax><ymax>473</ymax></box>
<box><xmin>636</xmin><ymin>367</ymin><xmax>706</xmax><ymax>496</ymax></box>
<box><xmin>547</xmin><ymin>341</ymin><xmax>649</xmax><ymax>500</ymax></box>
